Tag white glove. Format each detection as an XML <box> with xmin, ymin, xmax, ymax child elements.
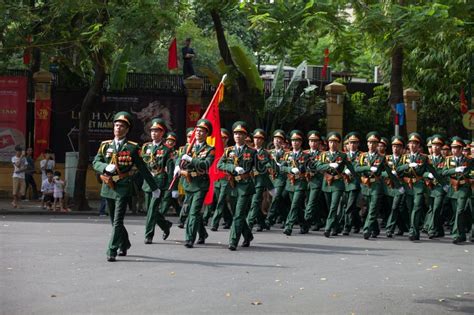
<box><xmin>391</xmin><ymin>170</ymin><xmax>397</xmax><ymax>175</ymax></box>
<box><xmin>443</xmin><ymin>185</ymin><xmax>449</xmax><ymax>192</ymax></box>
<box><xmin>173</xmin><ymin>166</ymin><xmax>180</xmax><ymax>177</ymax></box>
<box><xmin>181</xmin><ymin>154</ymin><xmax>192</xmax><ymax>163</ymax></box>
<box><xmin>329</xmin><ymin>163</ymin><xmax>338</xmax><ymax>169</ymax></box>
<box><xmin>268</xmin><ymin>188</ymin><xmax>277</xmax><ymax>197</ymax></box>
<box><xmin>455</xmin><ymin>166</ymin><xmax>466</xmax><ymax>173</ymax></box>
<box><xmin>344</xmin><ymin>168</ymin><xmax>351</xmax><ymax>175</ymax></box>
<box><xmin>171</xmin><ymin>190</ymin><xmax>179</xmax><ymax>198</ymax></box>
<box><xmin>427</xmin><ymin>173</ymin><xmax>434</xmax><ymax>179</ymax></box>
<box><xmin>235</xmin><ymin>166</ymin><xmax>245</xmax><ymax>174</ymax></box>
<box><xmin>152</xmin><ymin>189</ymin><xmax>161</xmax><ymax>199</ymax></box>
<box><xmin>370</xmin><ymin>166</ymin><xmax>377</xmax><ymax>172</ymax></box>
<box><xmin>398</xmin><ymin>187</ymin><xmax>405</xmax><ymax>194</ymax></box>
<box><xmin>409</xmin><ymin>162</ymin><xmax>418</xmax><ymax>168</ymax></box>
<box><xmin>105</xmin><ymin>164</ymin><xmax>116</xmax><ymax>173</ymax></box>
<box><xmin>291</xmin><ymin>167</ymin><xmax>300</xmax><ymax>174</ymax></box>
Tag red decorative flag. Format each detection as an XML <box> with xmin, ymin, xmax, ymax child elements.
<box><xmin>321</xmin><ymin>48</ymin><xmax>330</xmax><ymax>80</ymax></box>
<box><xmin>168</xmin><ymin>37</ymin><xmax>178</xmax><ymax>71</ymax></box>
<box><xmin>460</xmin><ymin>87</ymin><xmax>468</xmax><ymax>114</ymax></box>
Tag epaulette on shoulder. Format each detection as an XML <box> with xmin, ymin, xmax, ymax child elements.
<box><xmin>127</xmin><ymin>140</ymin><xmax>138</xmax><ymax>146</ymax></box>
<box><xmin>101</xmin><ymin>140</ymin><xmax>113</xmax><ymax>145</ymax></box>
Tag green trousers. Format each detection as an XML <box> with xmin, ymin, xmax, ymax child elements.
<box><xmin>106</xmin><ymin>197</ymin><xmax>131</xmax><ymax>257</ymax></box>
<box><xmin>144</xmin><ymin>191</ymin><xmax>171</xmax><ymax>240</ymax></box>
<box><xmin>159</xmin><ymin>190</ymin><xmax>181</xmax><ymax>216</ymax></box>
<box><xmin>450</xmin><ymin>197</ymin><xmax>469</xmax><ymax>240</ymax></box>
<box><xmin>385</xmin><ymin>194</ymin><xmax>407</xmax><ymax>234</ymax></box>
<box><xmin>362</xmin><ymin>194</ymin><xmax>381</xmax><ymax>235</ymax></box>
<box><xmin>406</xmin><ymin>193</ymin><xmax>424</xmax><ymax>238</ymax></box>
<box><xmin>229</xmin><ymin>194</ymin><xmax>253</xmax><ymax>247</ymax></box>
<box><xmin>324</xmin><ymin>190</ymin><xmax>344</xmax><ymax>232</ymax></box>
<box><xmin>266</xmin><ymin>186</ymin><xmax>289</xmax><ymax>225</ymax></box>
<box><xmin>210</xmin><ymin>185</ymin><xmax>234</xmax><ymax>229</ymax></box>
<box><xmin>341</xmin><ymin>190</ymin><xmax>360</xmax><ymax>232</ymax></box>
<box><xmin>304</xmin><ymin>188</ymin><xmax>322</xmax><ymax>224</ymax></box>
<box><xmin>247</xmin><ymin>187</ymin><xmax>267</xmax><ymax>229</ymax></box>
<box><xmin>425</xmin><ymin>194</ymin><xmax>446</xmax><ymax>237</ymax></box>
<box><xmin>284</xmin><ymin>190</ymin><xmax>306</xmax><ymax>232</ymax></box>
<box><xmin>184</xmin><ymin>190</ymin><xmax>208</xmax><ymax>243</ymax></box>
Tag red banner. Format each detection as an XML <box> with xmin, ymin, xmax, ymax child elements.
<box><xmin>186</xmin><ymin>104</ymin><xmax>201</xmax><ymax>128</ymax></box>
<box><xmin>168</xmin><ymin>37</ymin><xmax>178</xmax><ymax>71</ymax></box>
<box><xmin>0</xmin><ymin>76</ymin><xmax>27</xmax><ymax>161</ymax></box>
<box><xmin>34</xmin><ymin>99</ymin><xmax>52</xmax><ymax>159</ymax></box>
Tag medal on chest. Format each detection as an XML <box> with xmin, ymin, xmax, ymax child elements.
<box><xmin>118</xmin><ymin>151</ymin><xmax>132</xmax><ymax>166</ymax></box>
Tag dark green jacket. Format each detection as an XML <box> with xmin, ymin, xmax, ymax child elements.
<box><xmin>253</xmin><ymin>147</ymin><xmax>273</xmax><ymax>189</ymax></box>
<box><xmin>177</xmin><ymin>142</ymin><xmax>215</xmax><ymax>193</ymax></box>
<box><xmin>305</xmin><ymin>149</ymin><xmax>324</xmax><ymax>189</ymax></box>
<box><xmin>280</xmin><ymin>150</ymin><xmax>310</xmax><ymax>192</ymax></box>
<box><xmin>317</xmin><ymin>151</ymin><xmax>355</xmax><ymax>193</ymax></box>
<box><xmin>441</xmin><ymin>155</ymin><xmax>473</xmax><ymax>199</ymax></box>
<box><xmin>355</xmin><ymin>151</ymin><xmax>393</xmax><ymax>196</ymax></box>
<box><xmin>397</xmin><ymin>153</ymin><xmax>440</xmax><ymax>195</ymax></box>
<box><xmin>344</xmin><ymin>151</ymin><xmax>361</xmax><ymax>192</ymax></box>
<box><xmin>423</xmin><ymin>155</ymin><xmax>448</xmax><ymax>197</ymax></box>
<box><xmin>382</xmin><ymin>154</ymin><xmax>405</xmax><ymax>197</ymax></box>
<box><xmin>140</xmin><ymin>141</ymin><xmax>172</xmax><ymax>191</ymax></box>
<box><xmin>93</xmin><ymin>139</ymin><xmax>158</xmax><ymax>198</ymax></box>
<box><xmin>217</xmin><ymin>144</ymin><xmax>256</xmax><ymax>196</ymax></box>
<box><xmin>268</xmin><ymin>148</ymin><xmax>287</xmax><ymax>188</ymax></box>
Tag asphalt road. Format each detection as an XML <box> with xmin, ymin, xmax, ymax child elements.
<box><xmin>1</xmin><ymin>215</ymin><xmax>473</xmax><ymax>315</ymax></box>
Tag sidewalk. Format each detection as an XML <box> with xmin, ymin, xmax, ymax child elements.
<box><xmin>0</xmin><ymin>199</ymin><xmax>146</xmax><ymax>216</ymax></box>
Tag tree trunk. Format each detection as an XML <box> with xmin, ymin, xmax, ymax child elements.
<box><xmin>210</xmin><ymin>9</ymin><xmax>255</xmax><ymax>127</ymax></box>
<box><xmin>389</xmin><ymin>45</ymin><xmax>405</xmax><ymax>136</ymax></box>
<box><xmin>72</xmin><ymin>51</ymin><xmax>106</xmax><ymax>211</ymax></box>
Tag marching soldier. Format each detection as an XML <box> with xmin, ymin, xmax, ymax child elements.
<box><xmin>210</xmin><ymin>128</ymin><xmax>234</xmax><ymax>231</ymax></box>
<box><xmin>423</xmin><ymin>135</ymin><xmax>448</xmax><ymax>239</ymax></box>
<box><xmin>303</xmin><ymin>131</ymin><xmax>324</xmax><ymax>234</ymax></box>
<box><xmin>317</xmin><ymin>132</ymin><xmax>356</xmax><ymax>237</ymax></box>
<box><xmin>175</xmin><ymin>120</ymin><xmax>215</xmax><ymax>248</ymax></box>
<box><xmin>159</xmin><ymin>132</ymin><xmax>181</xmax><ymax>218</ymax></box>
<box><xmin>177</xmin><ymin>128</ymin><xmax>194</xmax><ymax>228</ymax></box>
<box><xmin>383</xmin><ymin>136</ymin><xmax>409</xmax><ymax>237</ymax></box>
<box><xmin>355</xmin><ymin>132</ymin><xmax>397</xmax><ymax>239</ymax></box>
<box><xmin>141</xmin><ymin>118</ymin><xmax>174</xmax><ymax>244</ymax></box>
<box><xmin>217</xmin><ymin>121</ymin><xmax>256</xmax><ymax>250</ymax></box>
<box><xmin>442</xmin><ymin>137</ymin><xmax>473</xmax><ymax>244</ymax></box>
<box><xmin>340</xmin><ymin>132</ymin><xmax>362</xmax><ymax>235</ymax></box>
<box><xmin>397</xmin><ymin>133</ymin><xmax>441</xmax><ymax>241</ymax></box>
<box><xmin>246</xmin><ymin>129</ymin><xmax>273</xmax><ymax>231</ymax></box>
<box><xmin>93</xmin><ymin>111</ymin><xmax>160</xmax><ymax>262</ymax></box>
<box><xmin>265</xmin><ymin>130</ymin><xmax>289</xmax><ymax>228</ymax></box>
<box><xmin>281</xmin><ymin>130</ymin><xmax>310</xmax><ymax>235</ymax></box>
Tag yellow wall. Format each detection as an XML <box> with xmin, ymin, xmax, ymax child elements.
<box><xmin>0</xmin><ymin>162</ymin><xmax>101</xmax><ymax>198</ymax></box>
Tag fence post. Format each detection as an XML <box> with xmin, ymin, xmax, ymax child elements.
<box><xmin>325</xmin><ymin>82</ymin><xmax>346</xmax><ymax>136</ymax></box>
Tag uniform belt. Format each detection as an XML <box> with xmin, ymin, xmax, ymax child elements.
<box><xmin>180</xmin><ymin>170</ymin><xmax>206</xmax><ymax>178</ymax></box>
<box><xmin>360</xmin><ymin>175</ymin><xmax>380</xmax><ymax>187</ymax></box>
<box><xmin>111</xmin><ymin>172</ymin><xmax>130</xmax><ymax>182</ymax></box>
<box><xmin>235</xmin><ymin>172</ymin><xmax>253</xmax><ymax>182</ymax></box>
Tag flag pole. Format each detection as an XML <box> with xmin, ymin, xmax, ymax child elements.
<box><xmin>167</xmin><ymin>74</ymin><xmax>227</xmax><ymax>191</ymax></box>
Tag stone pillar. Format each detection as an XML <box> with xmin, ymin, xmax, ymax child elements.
<box><xmin>325</xmin><ymin>82</ymin><xmax>346</xmax><ymax>135</ymax></box>
<box><xmin>403</xmin><ymin>88</ymin><xmax>421</xmax><ymax>134</ymax></box>
<box><xmin>183</xmin><ymin>77</ymin><xmax>204</xmax><ymax>128</ymax></box>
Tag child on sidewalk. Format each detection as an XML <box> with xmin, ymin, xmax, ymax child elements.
<box><xmin>53</xmin><ymin>171</ymin><xmax>69</xmax><ymax>212</ymax></box>
<box><xmin>41</xmin><ymin>170</ymin><xmax>55</xmax><ymax>210</ymax></box>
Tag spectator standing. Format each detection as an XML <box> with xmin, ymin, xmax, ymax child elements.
<box><xmin>24</xmin><ymin>147</ymin><xmax>39</xmax><ymax>200</ymax></box>
<box><xmin>11</xmin><ymin>145</ymin><xmax>28</xmax><ymax>208</ymax></box>
<box><xmin>182</xmin><ymin>38</ymin><xmax>195</xmax><ymax>78</ymax></box>
<box><xmin>41</xmin><ymin>169</ymin><xmax>55</xmax><ymax>210</ymax></box>
<box><xmin>40</xmin><ymin>149</ymin><xmax>55</xmax><ymax>183</ymax></box>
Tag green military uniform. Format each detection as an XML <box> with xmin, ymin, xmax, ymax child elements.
<box><xmin>317</xmin><ymin>132</ymin><xmax>356</xmax><ymax>237</ymax></box>
<box><xmin>280</xmin><ymin>130</ymin><xmax>310</xmax><ymax>235</ymax></box>
<box><xmin>355</xmin><ymin>132</ymin><xmax>397</xmax><ymax>239</ymax></box>
<box><xmin>159</xmin><ymin>132</ymin><xmax>182</xmax><ymax>219</ymax></box>
<box><xmin>246</xmin><ymin>129</ymin><xmax>273</xmax><ymax>230</ymax></box>
<box><xmin>176</xmin><ymin>128</ymin><xmax>194</xmax><ymax>228</ymax></box>
<box><xmin>303</xmin><ymin>131</ymin><xmax>324</xmax><ymax>233</ymax></box>
<box><xmin>210</xmin><ymin>129</ymin><xmax>234</xmax><ymax>231</ymax></box>
<box><xmin>397</xmin><ymin>133</ymin><xmax>440</xmax><ymax>241</ymax></box>
<box><xmin>217</xmin><ymin>121</ymin><xmax>256</xmax><ymax>250</ymax></box>
<box><xmin>340</xmin><ymin>132</ymin><xmax>362</xmax><ymax>235</ymax></box>
<box><xmin>92</xmin><ymin>112</ymin><xmax>158</xmax><ymax>261</ymax></box>
<box><xmin>383</xmin><ymin>136</ymin><xmax>409</xmax><ymax>237</ymax></box>
<box><xmin>176</xmin><ymin>120</ymin><xmax>215</xmax><ymax>248</ymax></box>
<box><xmin>142</xmin><ymin>119</ymin><xmax>174</xmax><ymax>244</ymax></box>
<box><xmin>265</xmin><ymin>130</ymin><xmax>289</xmax><ymax>227</ymax></box>
<box><xmin>442</xmin><ymin>137</ymin><xmax>473</xmax><ymax>244</ymax></box>
<box><xmin>423</xmin><ymin>135</ymin><xmax>448</xmax><ymax>238</ymax></box>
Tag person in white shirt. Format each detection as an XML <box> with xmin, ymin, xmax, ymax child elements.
<box><xmin>11</xmin><ymin>145</ymin><xmax>28</xmax><ymax>208</ymax></box>
<box><xmin>53</xmin><ymin>171</ymin><xmax>68</xmax><ymax>212</ymax></box>
<box><xmin>41</xmin><ymin>170</ymin><xmax>55</xmax><ymax>210</ymax></box>
<box><xmin>40</xmin><ymin>149</ymin><xmax>55</xmax><ymax>183</ymax></box>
